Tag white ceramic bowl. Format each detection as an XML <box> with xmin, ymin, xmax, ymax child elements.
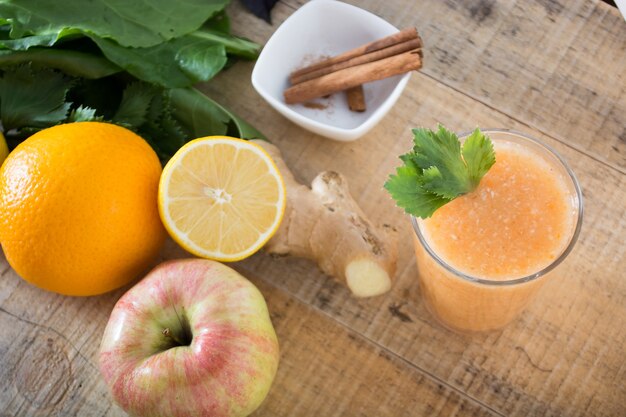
<box><xmin>251</xmin><ymin>0</ymin><xmax>412</xmax><ymax>141</ymax></box>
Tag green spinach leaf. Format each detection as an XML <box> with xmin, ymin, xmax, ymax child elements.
<box><xmin>0</xmin><ymin>0</ymin><xmax>229</xmax><ymax>48</ymax></box>
<box><xmin>168</xmin><ymin>88</ymin><xmax>265</xmax><ymax>140</ymax></box>
<box><xmin>0</xmin><ymin>49</ymin><xmax>121</xmax><ymax>78</ymax></box>
<box><xmin>92</xmin><ymin>35</ymin><xmax>228</xmax><ymax>88</ymax></box>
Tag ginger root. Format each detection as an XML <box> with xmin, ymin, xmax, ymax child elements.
<box><xmin>253</xmin><ymin>140</ymin><xmax>398</xmax><ymax>298</ymax></box>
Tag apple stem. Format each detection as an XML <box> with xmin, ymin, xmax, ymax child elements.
<box><xmin>162</xmin><ymin>327</ymin><xmax>185</xmax><ymax>347</ymax></box>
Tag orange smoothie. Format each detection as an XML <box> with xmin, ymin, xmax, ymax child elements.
<box><xmin>413</xmin><ymin>131</ymin><xmax>582</xmax><ymax>332</ymax></box>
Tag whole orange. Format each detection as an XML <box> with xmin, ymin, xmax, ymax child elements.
<box><xmin>0</xmin><ymin>122</ymin><xmax>166</xmax><ymax>296</ymax></box>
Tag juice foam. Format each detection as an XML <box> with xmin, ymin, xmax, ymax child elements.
<box><xmin>422</xmin><ymin>141</ymin><xmax>575</xmax><ymax>280</ymax></box>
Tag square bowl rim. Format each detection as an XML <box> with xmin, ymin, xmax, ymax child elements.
<box><xmin>251</xmin><ymin>0</ymin><xmax>412</xmax><ymax>139</ymax></box>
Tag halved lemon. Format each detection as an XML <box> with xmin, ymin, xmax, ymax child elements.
<box><xmin>158</xmin><ymin>137</ymin><xmax>286</xmax><ymax>262</ymax></box>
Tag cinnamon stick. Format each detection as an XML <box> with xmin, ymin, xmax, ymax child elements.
<box><xmin>290</xmin><ymin>27</ymin><xmax>419</xmax><ymax>81</ymax></box>
<box><xmin>290</xmin><ymin>38</ymin><xmax>422</xmax><ymax>85</ymax></box>
<box><xmin>284</xmin><ymin>50</ymin><xmax>422</xmax><ymax>105</ymax></box>
<box><xmin>346</xmin><ymin>86</ymin><xmax>366</xmax><ymax>112</ymax></box>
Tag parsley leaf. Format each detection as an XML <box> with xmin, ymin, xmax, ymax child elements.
<box><xmin>67</xmin><ymin>105</ymin><xmax>101</xmax><ymax>122</ymax></box>
<box><xmin>0</xmin><ymin>65</ymin><xmax>72</xmax><ymax>131</ymax></box>
<box><xmin>384</xmin><ymin>164</ymin><xmax>451</xmax><ymax>219</ymax></box>
<box><xmin>139</xmin><ymin>91</ymin><xmax>187</xmax><ymax>160</ymax></box>
<box><xmin>385</xmin><ymin>125</ymin><xmax>495</xmax><ymax>218</ymax></box>
<box><xmin>411</xmin><ymin>126</ymin><xmax>472</xmax><ymax>198</ymax></box>
<box><xmin>112</xmin><ymin>82</ymin><xmax>158</xmax><ymax>128</ymax></box>
<box><xmin>462</xmin><ymin>127</ymin><xmax>496</xmax><ymax>190</ymax></box>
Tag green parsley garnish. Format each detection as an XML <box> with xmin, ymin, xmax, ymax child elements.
<box><xmin>384</xmin><ymin>125</ymin><xmax>496</xmax><ymax>218</ymax></box>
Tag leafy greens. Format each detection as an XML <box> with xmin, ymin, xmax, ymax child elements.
<box><xmin>0</xmin><ymin>65</ymin><xmax>72</xmax><ymax>131</ymax></box>
<box><xmin>0</xmin><ymin>0</ymin><xmax>229</xmax><ymax>48</ymax></box>
<box><xmin>385</xmin><ymin>125</ymin><xmax>495</xmax><ymax>218</ymax></box>
<box><xmin>0</xmin><ymin>0</ymin><xmax>265</xmax><ymax>161</ymax></box>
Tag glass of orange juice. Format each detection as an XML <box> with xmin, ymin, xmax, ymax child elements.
<box><xmin>412</xmin><ymin>129</ymin><xmax>583</xmax><ymax>333</ymax></box>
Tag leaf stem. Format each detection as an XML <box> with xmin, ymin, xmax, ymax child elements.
<box><xmin>188</xmin><ymin>30</ymin><xmax>259</xmax><ymax>59</ymax></box>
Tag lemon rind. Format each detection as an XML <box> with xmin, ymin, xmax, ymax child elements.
<box><xmin>158</xmin><ymin>136</ymin><xmax>286</xmax><ymax>262</ymax></box>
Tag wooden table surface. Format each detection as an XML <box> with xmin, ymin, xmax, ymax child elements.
<box><xmin>1</xmin><ymin>1</ymin><xmax>625</xmax><ymax>416</ymax></box>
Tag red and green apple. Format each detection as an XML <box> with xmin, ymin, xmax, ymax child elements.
<box><xmin>99</xmin><ymin>258</ymin><xmax>279</xmax><ymax>417</ymax></box>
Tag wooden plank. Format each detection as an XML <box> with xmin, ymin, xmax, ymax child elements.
<box><xmin>197</xmin><ymin>4</ymin><xmax>626</xmax><ymax>415</ymax></box>
<box><xmin>235</xmin><ymin>0</ymin><xmax>626</xmax><ymax>171</ymax></box>
<box><xmin>204</xmin><ymin>67</ymin><xmax>626</xmax><ymax>415</ymax></box>
<box><xmin>249</xmin><ymin>273</ymin><xmax>499</xmax><ymax>417</ymax></box>
<box><xmin>221</xmin><ymin>75</ymin><xmax>626</xmax><ymax>416</ymax></box>
<box><xmin>0</xmin><ymin>275</ymin><xmax>125</xmax><ymax>416</ymax></box>
<box><xmin>0</xmin><ymin>248</ymin><xmax>498</xmax><ymax>417</ymax></box>
<box><xmin>0</xmin><ymin>1</ymin><xmax>623</xmax><ymax>416</ymax></box>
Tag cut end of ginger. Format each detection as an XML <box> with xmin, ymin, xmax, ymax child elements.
<box><xmin>345</xmin><ymin>259</ymin><xmax>392</xmax><ymax>298</ymax></box>
<box><xmin>253</xmin><ymin>139</ymin><xmax>398</xmax><ymax>299</ymax></box>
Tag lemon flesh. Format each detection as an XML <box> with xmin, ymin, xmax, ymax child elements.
<box><xmin>159</xmin><ymin>137</ymin><xmax>286</xmax><ymax>262</ymax></box>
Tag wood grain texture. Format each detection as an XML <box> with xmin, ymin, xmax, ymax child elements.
<box><xmin>201</xmin><ymin>60</ymin><xmax>626</xmax><ymax>415</ymax></box>
<box><xmin>0</xmin><ymin>246</ymin><xmax>497</xmax><ymax>417</ymax></box>
<box><xmin>200</xmin><ymin>1</ymin><xmax>626</xmax><ymax>415</ymax></box>
<box><xmin>283</xmin><ymin>0</ymin><xmax>626</xmax><ymax>172</ymax></box>
<box><xmin>0</xmin><ymin>0</ymin><xmax>624</xmax><ymax>416</ymax></box>
<box><xmin>0</xmin><ymin>268</ymin><xmax>125</xmax><ymax>416</ymax></box>
<box><xmin>249</xmin><ymin>272</ymin><xmax>498</xmax><ymax>417</ymax></box>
